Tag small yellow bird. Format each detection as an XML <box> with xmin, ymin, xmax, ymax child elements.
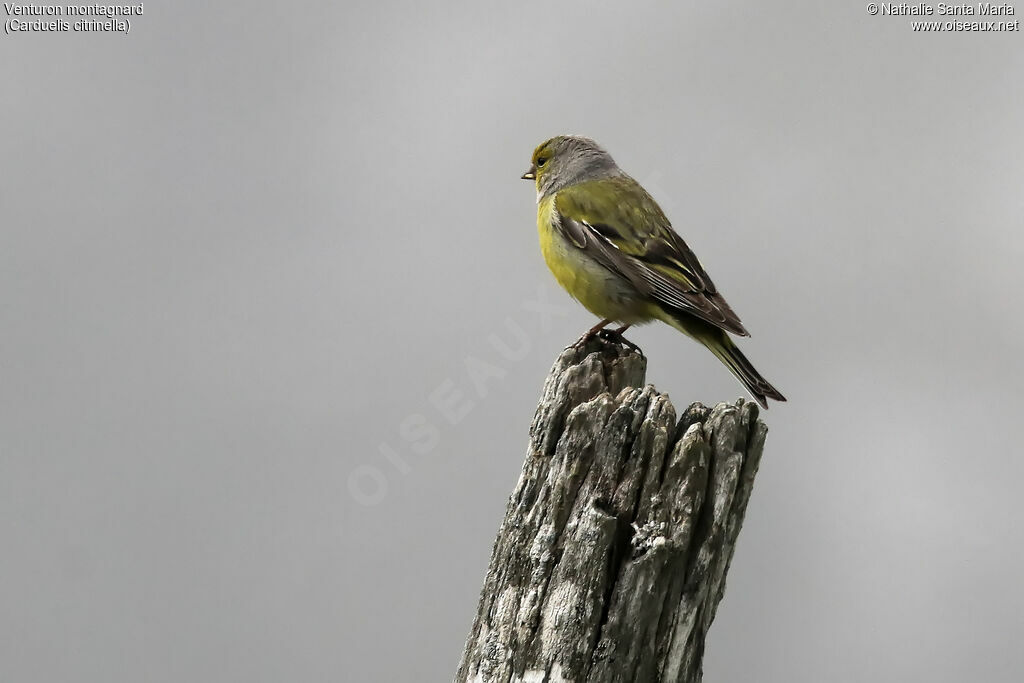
<box><xmin>522</xmin><ymin>135</ymin><xmax>785</xmax><ymax>408</ymax></box>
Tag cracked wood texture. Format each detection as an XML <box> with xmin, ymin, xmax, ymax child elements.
<box><xmin>455</xmin><ymin>338</ymin><xmax>769</xmax><ymax>683</ymax></box>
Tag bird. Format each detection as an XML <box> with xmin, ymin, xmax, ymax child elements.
<box><xmin>522</xmin><ymin>135</ymin><xmax>785</xmax><ymax>408</ymax></box>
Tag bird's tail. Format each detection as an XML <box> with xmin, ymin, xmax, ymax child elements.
<box><xmin>704</xmin><ymin>333</ymin><xmax>786</xmax><ymax>409</ymax></box>
<box><xmin>660</xmin><ymin>309</ymin><xmax>786</xmax><ymax>409</ymax></box>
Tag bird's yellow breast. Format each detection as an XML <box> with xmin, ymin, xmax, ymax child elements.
<box><xmin>536</xmin><ymin>194</ymin><xmax>653</xmax><ymax>325</ymax></box>
<box><xmin>537</xmin><ymin>196</ymin><xmax>583</xmax><ymax>295</ymax></box>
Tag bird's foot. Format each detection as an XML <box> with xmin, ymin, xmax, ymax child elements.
<box><xmin>567</xmin><ymin>319</ymin><xmax>614</xmax><ymax>350</ymax></box>
<box><xmin>597</xmin><ymin>327</ymin><xmax>644</xmax><ymax>357</ymax></box>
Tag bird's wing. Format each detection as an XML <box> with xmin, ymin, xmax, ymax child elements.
<box><xmin>554</xmin><ymin>176</ymin><xmax>749</xmax><ymax>336</ymax></box>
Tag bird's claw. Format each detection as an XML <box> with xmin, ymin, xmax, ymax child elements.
<box><xmin>597</xmin><ymin>328</ymin><xmax>645</xmax><ymax>356</ymax></box>
<box><xmin>565</xmin><ymin>320</ymin><xmax>644</xmax><ymax>357</ymax></box>
<box><xmin>566</xmin><ymin>330</ymin><xmax>599</xmax><ymax>350</ymax></box>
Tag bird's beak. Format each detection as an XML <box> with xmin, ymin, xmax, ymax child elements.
<box><xmin>521</xmin><ymin>166</ymin><xmax>536</xmax><ymax>181</ymax></box>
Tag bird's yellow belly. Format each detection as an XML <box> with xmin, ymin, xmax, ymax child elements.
<box><xmin>537</xmin><ymin>209</ymin><xmax>652</xmax><ymax>324</ymax></box>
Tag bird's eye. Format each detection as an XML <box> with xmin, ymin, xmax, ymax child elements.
<box><xmin>536</xmin><ymin>157</ymin><xmax>547</xmax><ymax>167</ymax></box>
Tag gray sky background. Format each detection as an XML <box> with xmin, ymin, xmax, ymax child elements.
<box><xmin>3</xmin><ymin>2</ymin><xmax>1023</xmax><ymax>681</ymax></box>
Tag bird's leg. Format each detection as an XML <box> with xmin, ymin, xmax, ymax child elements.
<box><xmin>597</xmin><ymin>323</ymin><xmax>644</xmax><ymax>356</ymax></box>
<box><xmin>570</xmin><ymin>319</ymin><xmax>613</xmax><ymax>347</ymax></box>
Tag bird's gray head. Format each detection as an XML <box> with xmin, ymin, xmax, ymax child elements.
<box><xmin>521</xmin><ymin>135</ymin><xmax>622</xmax><ymax>198</ymax></box>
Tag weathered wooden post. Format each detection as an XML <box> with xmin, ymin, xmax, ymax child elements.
<box><xmin>455</xmin><ymin>338</ymin><xmax>770</xmax><ymax>683</ymax></box>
